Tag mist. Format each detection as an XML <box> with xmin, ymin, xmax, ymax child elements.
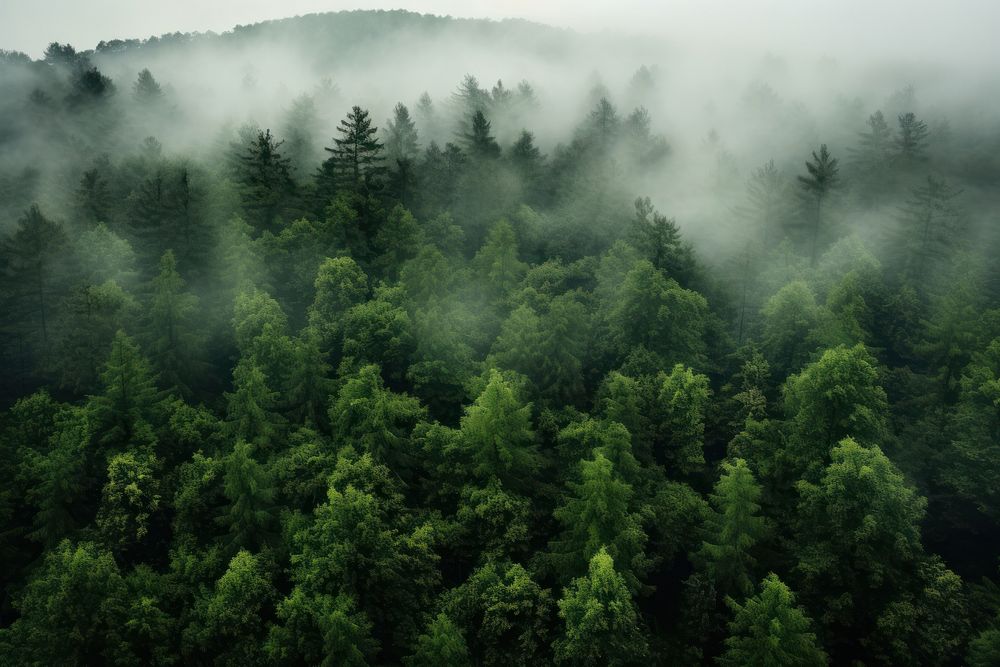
<box><xmin>3</xmin><ymin>4</ymin><xmax>1000</xmax><ymax>666</ymax></box>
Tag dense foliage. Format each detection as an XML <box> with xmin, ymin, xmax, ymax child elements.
<box><xmin>2</xmin><ymin>10</ymin><xmax>1000</xmax><ymax>666</ymax></box>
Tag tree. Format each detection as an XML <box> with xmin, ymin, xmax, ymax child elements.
<box><xmin>760</xmin><ymin>281</ymin><xmax>824</xmax><ymax>377</ymax></box>
<box><xmin>183</xmin><ymin>550</ymin><xmax>275</xmax><ymax>664</ymax></box>
<box><xmin>219</xmin><ymin>439</ymin><xmax>275</xmax><ymax>553</ymax></box>
<box><xmin>550</xmin><ymin>451</ymin><xmax>649</xmax><ymax>592</ymax></box>
<box><xmin>265</xmin><ymin>588</ymin><xmax>377</xmax><ymax>666</ymax></box>
<box><xmin>718</xmin><ymin>573</ymin><xmax>827</xmax><ymax>667</ymax></box>
<box><xmin>657</xmin><ymin>364</ymin><xmax>711</xmax><ymax>475</ymax></box>
<box><xmin>849</xmin><ymin>110</ymin><xmax>893</xmax><ymax>189</ymax></box>
<box><xmin>235</xmin><ymin>128</ymin><xmax>295</xmax><ymax>233</ymax></box>
<box><xmin>325</xmin><ymin>105</ymin><xmax>386</xmax><ymax>193</ymax></box>
<box><xmin>738</xmin><ymin>159</ymin><xmax>788</xmax><ymax>246</ymax></box>
<box><xmin>96</xmin><ymin>448</ymin><xmax>161</xmax><ymax>557</ymax></box>
<box><xmin>631</xmin><ymin>196</ymin><xmax>696</xmax><ymax>285</ymax></box>
<box><xmin>225</xmin><ymin>356</ymin><xmax>281</xmax><ymax>448</ymax></box>
<box><xmin>942</xmin><ymin>338</ymin><xmax>1000</xmax><ymax>518</ymax></box>
<box><xmin>308</xmin><ymin>256</ymin><xmax>368</xmax><ymax>350</ymax></box>
<box><xmin>460</xmin><ymin>369</ymin><xmax>541</xmax><ymax>489</ymax></box>
<box><xmin>794</xmin><ymin>438</ymin><xmax>926</xmax><ymax>649</ymax></box>
<box><xmin>384</xmin><ymin>102</ymin><xmax>420</xmax><ymax>164</ymax></box>
<box><xmin>440</xmin><ymin>561</ymin><xmax>555</xmax><ymax>667</ymax></box>
<box><xmin>328</xmin><ymin>364</ymin><xmax>426</xmax><ymax>471</ymax></box>
<box><xmin>797</xmin><ymin>144</ymin><xmax>840</xmax><ymax>265</ymax></box>
<box><xmin>133</xmin><ymin>68</ymin><xmax>163</xmax><ymax>104</ymax></box>
<box><xmin>284</xmin><ymin>480</ymin><xmax>439</xmax><ymax>658</ymax></box>
<box><xmin>893</xmin><ymin>112</ymin><xmax>930</xmax><ymax>165</ymax></box>
<box><xmin>473</xmin><ymin>219</ymin><xmax>528</xmax><ymax>301</ymax></box>
<box><xmin>1</xmin><ymin>541</ymin><xmax>128</xmax><ymax>664</ymax></box>
<box><xmin>405</xmin><ymin>613</ymin><xmax>472</xmax><ymax>667</ymax></box>
<box><xmin>462</xmin><ymin>110</ymin><xmax>501</xmax><ymax>159</ymax></box>
<box><xmin>609</xmin><ymin>260</ymin><xmax>708</xmax><ymax>366</ymax></box>
<box><xmin>92</xmin><ymin>330</ymin><xmax>160</xmax><ymax>447</ymax></box>
<box><xmin>2</xmin><ymin>205</ymin><xmax>69</xmax><ymax>358</ymax></box>
<box><xmin>694</xmin><ymin>459</ymin><xmax>768</xmax><ymax>597</ymax></box>
<box><xmin>554</xmin><ymin>548</ymin><xmax>648</xmax><ymax>666</ymax></box>
<box><xmin>783</xmin><ymin>344</ymin><xmax>888</xmax><ymax>475</ymax></box>
<box><xmin>892</xmin><ymin>175</ymin><xmax>963</xmax><ymax>280</ymax></box>
<box><xmin>146</xmin><ymin>250</ymin><xmax>200</xmax><ymax>396</ymax></box>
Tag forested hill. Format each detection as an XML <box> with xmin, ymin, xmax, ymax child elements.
<box><xmin>2</xmin><ymin>8</ymin><xmax>1000</xmax><ymax>666</ymax></box>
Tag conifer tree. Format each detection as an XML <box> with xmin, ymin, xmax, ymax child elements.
<box><xmin>406</xmin><ymin>613</ymin><xmax>472</xmax><ymax>667</ymax></box>
<box><xmin>718</xmin><ymin>573</ymin><xmax>827</xmax><ymax>667</ymax></box>
<box><xmin>694</xmin><ymin>458</ymin><xmax>768</xmax><ymax>596</ymax></box>
<box><xmin>893</xmin><ymin>112</ymin><xmax>930</xmax><ymax>165</ymax></box>
<box><xmin>133</xmin><ymin>68</ymin><xmax>163</xmax><ymax>104</ymax></box>
<box><xmin>147</xmin><ymin>250</ymin><xmax>199</xmax><ymax>396</ymax></box>
<box><xmin>225</xmin><ymin>356</ymin><xmax>281</xmax><ymax>448</ymax></box>
<box><xmin>460</xmin><ymin>369</ymin><xmax>540</xmax><ymax>488</ymax></box>
<box><xmin>555</xmin><ymin>548</ymin><xmax>648</xmax><ymax>666</ymax></box>
<box><xmin>219</xmin><ymin>439</ymin><xmax>275</xmax><ymax>553</ymax></box>
<box><xmin>325</xmin><ymin>105</ymin><xmax>386</xmax><ymax>192</ymax></box>
<box><xmin>235</xmin><ymin>129</ymin><xmax>295</xmax><ymax>233</ymax></box>
<box><xmin>797</xmin><ymin>144</ymin><xmax>840</xmax><ymax>265</ymax></box>
<box><xmin>462</xmin><ymin>110</ymin><xmax>501</xmax><ymax>159</ymax></box>
<box><xmin>92</xmin><ymin>330</ymin><xmax>160</xmax><ymax>446</ymax></box>
<box><xmin>550</xmin><ymin>451</ymin><xmax>649</xmax><ymax>592</ymax></box>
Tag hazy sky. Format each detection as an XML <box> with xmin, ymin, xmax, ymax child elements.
<box><xmin>1</xmin><ymin>0</ymin><xmax>998</xmax><ymax>64</ymax></box>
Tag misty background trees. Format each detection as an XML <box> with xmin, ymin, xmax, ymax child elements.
<box><xmin>2</xmin><ymin>8</ymin><xmax>1000</xmax><ymax>666</ymax></box>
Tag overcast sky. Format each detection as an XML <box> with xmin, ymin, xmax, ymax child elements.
<box><xmin>1</xmin><ymin>0</ymin><xmax>998</xmax><ymax>64</ymax></box>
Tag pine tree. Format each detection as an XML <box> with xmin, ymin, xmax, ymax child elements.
<box><xmin>235</xmin><ymin>129</ymin><xmax>294</xmax><ymax>233</ymax></box>
<box><xmin>718</xmin><ymin>573</ymin><xmax>827</xmax><ymax>666</ymax></box>
<box><xmin>694</xmin><ymin>458</ymin><xmax>768</xmax><ymax>596</ymax></box>
<box><xmin>893</xmin><ymin>112</ymin><xmax>930</xmax><ymax>165</ymax></box>
<box><xmin>219</xmin><ymin>439</ymin><xmax>275</xmax><ymax>553</ymax></box>
<box><xmin>797</xmin><ymin>144</ymin><xmax>840</xmax><ymax>266</ymax></box>
<box><xmin>462</xmin><ymin>110</ymin><xmax>501</xmax><ymax>159</ymax></box>
<box><xmin>384</xmin><ymin>102</ymin><xmax>420</xmax><ymax>164</ymax></box>
<box><xmin>2</xmin><ymin>205</ymin><xmax>69</xmax><ymax>358</ymax></box>
<box><xmin>133</xmin><ymin>68</ymin><xmax>163</xmax><ymax>104</ymax></box>
<box><xmin>550</xmin><ymin>451</ymin><xmax>649</xmax><ymax>592</ymax></box>
<box><xmin>146</xmin><ymin>250</ymin><xmax>199</xmax><ymax>397</ymax></box>
<box><xmin>325</xmin><ymin>105</ymin><xmax>386</xmax><ymax>192</ymax></box>
<box><xmin>92</xmin><ymin>330</ymin><xmax>160</xmax><ymax>447</ymax></box>
<box><xmin>893</xmin><ymin>175</ymin><xmax>963</xmax><ymax>280</ymax></box>
<box><xmin>554</xmin><ymin>548</ymin><xmax>648</xmax><ymax>665</ymax></box>
<box><xmin>225</xmin><ymin>356</ymin><xmax>281</xmax><ymax>448</ymax></box>
<box><xmin>406</xmin><ymin>613</ymin><xmax>472</xmax><ymax>667</ymax></box>
<box><xmin>460</xmin><ymin>369</ymin><xmax>540</xmax><ymax>489</ymax></box>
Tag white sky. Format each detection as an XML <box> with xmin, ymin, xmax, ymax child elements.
<box><xmin>1</xmin><ymin>0</ymin><xmax>998</xmax><ymax>64</ymax></box>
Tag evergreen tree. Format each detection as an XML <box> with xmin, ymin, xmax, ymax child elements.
<box><xmin>325</xmin><ymin>105</ymin><xmax>386</xmax><ymax>193</ymax></box>
<box><xmin>235</xmin><ymin>128</ymin><xmax>295</xmax><ymax>233</ymax></box>
<box><xmin>797</xmin><ymin>143</ymin><xmax>840</xmax><ymax>265</ymax></box>
<box><xmin>405</xmin><ymin>613</ymin><xmax>472</xmax><ymax>667</ymax></box>
<box><xmin>694</xmin><ymin>458</ymin><xmax>768</xmax><ymax>597</ymax></box>
<box><xmin>893</xmin><ymin>112</ymin><xmax>930</xmax><ymax>165</ymax></box>
<box><xmin>225</xmin><ymin>356</ymin><xmax>281</xmax><ymax>448</ymax></box>
<box><xmin>219</xmin><ymin>439</ymin><xmax>275</xmax><ymax>553</ymax></box>
<box><xmin>554</xmin><ymin>548</ymin><xmax>648</xmax><ymax>665</ymax></box>
<box><xmin>133</xmin><ymin>68</ymin><xmax>163</xmax><ymax>104</ymax></box>
<box><xmin>460</xmin><ymin>369</ymin><xmax>540</xmax><ymax>489</ymax></box>
<box><xmin>146</xmin><ymin>250</ymin><xmax>199</xmax><ymax>396</ymax></box>
<box><xmin>718</xmin><ymin>573</ymin><xmax>827</xmax><ymax>667</ymax></box>
<box><xmin>92</xmin><ymin>330</ymin><xmax>160</xmax><ymax>447</ymax></box>
<box><xmin>550</xmin><ymin>451</ymin><xmax>649</xmax><ymax>592</ymax></box>
<box><xmin>462</xmin><ymin>110</ymin><xmax>501</xmax><ymax>159</ymax></box>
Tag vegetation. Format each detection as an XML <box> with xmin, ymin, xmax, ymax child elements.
<box><xmin>1</xmin><ymin>8</ymin><xmax>1000</xmax><ymax>666</ymax></box>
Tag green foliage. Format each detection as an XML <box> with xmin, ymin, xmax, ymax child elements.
<box><xmin>460</xmin><ymin>369</ymin><xmax>541</xmax><ymax>489</ymax></box>
<box><xmin>405</xmin><ymin>613</ymin><xmax>472</xmax><ymax>667</ymax></box>
<box><xmin>554</xmin><ymin>547</ymin><xmax>649</xmax><ymax>665</ymax></box>
<box><xmin>550</xmin><ymin>451</ymin><xmax>649</xmax><ymax>592</ymax></box>
<box><xmin>718</xmin><ymin>573</ymin><xmax>827</xmax><ymax>667</ymax></box>
<box><xmin>695</xmin><ymin>458</ymin><xmax>768</xmax><ymax>597</ymax></box>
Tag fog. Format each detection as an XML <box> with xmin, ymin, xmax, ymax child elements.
<box><xmin>1</xmin><ymin>2</ymin><xmax>999</xmax><ymax>261</ymax></box>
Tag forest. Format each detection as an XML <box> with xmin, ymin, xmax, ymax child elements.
<box><xmin>2</xmin><ymin>8</ymin><xmax>1000</xmax><ymax>666</ymax></box>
